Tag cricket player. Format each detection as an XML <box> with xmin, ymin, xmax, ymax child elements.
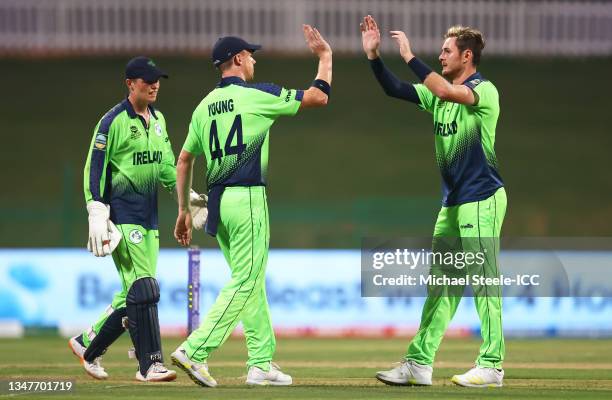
<box><xmin>170</xmin><ymin>25</ymin><xmax>332</xmax><ymax>387</ymax></box>
<box><xmin>361</xmin><ymin>15</ymin><xmax>507</xmax><ymax>387</ymax></box>
<box><xmin>69</xmin><ymin>57</ymin><xmax>207</xmax><ymax>382</ymax></box>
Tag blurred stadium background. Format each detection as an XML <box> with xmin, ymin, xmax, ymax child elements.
<box><xmin>1</xmin><ymin>2</ymin><xmax>612</xmax><ymax>394</ymax></box>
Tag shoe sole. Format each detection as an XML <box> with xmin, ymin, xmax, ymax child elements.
<box><xmin>246</xmin><ymin>379</ymin><xmax>293</xmax><ymax>386</ymax></box>
<box><xmin>170</xmin><ymin>354</ymin><xmax>216</xmax><ymax>388</ymax></box>
<box><xmin>451</xmin><ymin>376</ymin><xmax>502</xmax><ymax>388</ymax></box>
<box><xmin>375</xmin><ymin>374</ymin><xmax>431</xmax><ymax>387</ymax></box>
<box><xmin>67</xmin><ymin>339</ymin><xmax>107</xmax><ymax>381</ymax></box>
<box><xmin>135</xmin><ymin>372</ymin><xmax>177</xmax><ymax>382</ymax></box>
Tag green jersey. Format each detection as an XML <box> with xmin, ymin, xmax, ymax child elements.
<box><xmin>183</xmin><ymin>76</ymin><xmax>303</xmax><ymax>186</ymax></box>
<box><xmin>415</xmin><ymin>73</ymin><xmax>504</xmax><ymax>206</ymax></box>
<box><xmin>182</xmin><ymin>76</ymin><xmax>303</xmax><ymax>235</ymax></box>
<box><xmin>84</xmin><ymin>98</ymin><xmax>176</xmax><ymax>229</ymax></box>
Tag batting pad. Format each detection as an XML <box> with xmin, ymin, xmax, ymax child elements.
<box><xmin>84</xmin><ymin>306</ymin><xmax>127</xmax><ymax>362</ymax></box>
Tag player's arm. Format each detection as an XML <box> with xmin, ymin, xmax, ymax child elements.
<box><xmin>174</xmin><ymin>116</ymin><xmax>206</xmax><ymax>246</ymax></box>
<box><xmin>175</xmin><ymin>149</ymin><xmax>195</xmax><ymax>217</ymax></box>
<box><xmin>174</xmin><ymin>149</ymin><xmax>195</xmax><ymax>247</ymax></box>
<box><xmin>360</xmin><ymin>16</ymin><xmax>419</xmax><ymax>103</ymax></box>
<box><xmin>156</xmin><ymin>113</ymin><xmax>207</xmax><ymax>232</ymax></box>
<box><xmin>157</xmin><ymin>115</ymin><xmax>178</xmax><ymax>193</ymax></box>
<box><xmin>249</xmin><ymin>26</ymin><xmax>330</xmax><ymax>116</ymax></box>
<box><xmin>83</xmin><ymin>119</ymin><xmax>120</xmax><ymax>256</ymax></box>
<box><xmin>389</xmin><ymin>30</ymin><xmax>476</xmax><ymax>106</ymax></box>
<box><xmin>369</xmin><ymin>58</ymin><xmax>420</xmax><ymax>103</ymax></box>
<box><xmin>300</xmin><ymin>24</ymin><xmax>332</xmax><ymax>108</ymax></box>
<box><xmin>84</xmin><ymin>121</ymin><xmax>111</xmax><ymax>205</ymax></box>
<box><xmin>420</xmin><ymin>66</ymin><xmax>475</xmax><ymax>105</ymax></box>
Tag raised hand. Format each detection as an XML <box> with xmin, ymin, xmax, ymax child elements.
<box><xmin>390</xmin><ymin>30</ymin><xmax>414</xmax><ymax>62</ymax></box>
<box><xmin>303</xmin><ymin>24</ymin><xmax>332</xmax><ymax>58</ymax></box>
<box><xmin>360</xmin><ymin>15</ymin><xmax>381</xmax><ymax>60</ymax></box>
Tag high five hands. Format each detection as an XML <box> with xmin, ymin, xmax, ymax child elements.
<box><xmin>303</xmin><ymin>24</ymin><xmax>332</xmax><ymax>57</ymax></box>
<box><xmin>360</xmin><ymin>15</ymin><xmax>415</xmax><ymax>62</ymax></box>
<box><xmin>360</xmin><ymin>15</ymin><xmax>380</xmax><ymax>59</ymax></box>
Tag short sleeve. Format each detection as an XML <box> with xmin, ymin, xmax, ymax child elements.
<box><xmin>465</xmin><ymin>80</ymin><xmax>499</xmax><ymax>116</ymax></box>
<box><xmin>182</xmin><ymin>113</ymin><xmax>204</xmax><ymax>155</ymax></box>
<box><xmin>247</xmin><ymin>83</ymin><xmax>303</xmax><ymax>118</ymax></box>
<box><xmin>414</xmin><ymin>84</ymin><xmax>436</xmax><ymax>113</ymax></box>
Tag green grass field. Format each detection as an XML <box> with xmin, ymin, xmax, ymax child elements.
<box><xmin>1</xmin><ymin>336</ymin><xmax>611</xmax><ymax>399</ymax></box>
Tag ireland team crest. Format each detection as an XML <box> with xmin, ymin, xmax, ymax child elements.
<box><xmin>155</xmin><ymin>122</ymin><xmax>162</xmax><ymax>137</ymax></box>
<box><xmin>129</xmin><ymin>229</ymin><xmax>143</xmax><ymax>244</ymax></box>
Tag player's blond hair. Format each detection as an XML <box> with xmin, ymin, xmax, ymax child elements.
<box><xmin>445</xmin><ymin>26</ymin><xmax>485</xmax><ymax>65</ymax></box>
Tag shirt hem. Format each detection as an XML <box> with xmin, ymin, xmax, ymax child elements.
<box><xmin>442</xmin><ymin>185</ymin><xmax>504</xmax><ymax>207</ymax></box>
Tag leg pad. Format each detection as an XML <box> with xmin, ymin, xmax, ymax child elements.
<box><xmin>127</xmin><ymin>277</ymin><xmax>163</xmax><ymax>376</ymax></box>
<box><xmin>83</xmin><ymin>307</ymin><xmax>127</xmax><ymax>362</ymax></box>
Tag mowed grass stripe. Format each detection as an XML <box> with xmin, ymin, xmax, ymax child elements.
<box><xmin>2</xmin><ymin>361</ymin><xmax>612</xmax><ymax>370</ymax></box>
<box><xmin>1</xmin><ymin>377</ymin><xmax>611</xmax><ymax>389</ymax></box>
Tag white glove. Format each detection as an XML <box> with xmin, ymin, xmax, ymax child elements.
<box><xmin>189</xmin><ymin>190</ymin><xmax>208</xmax><ymax>231</ymax></box>
<box><xmin>107</xmin><ymin>220</ymin><xmax>122</xmax><ymax>252</ymax></box>
<box><xmin>86</xmin><ymin>201</ymin><xmax>122</xmax><ymax>257</ymax></box>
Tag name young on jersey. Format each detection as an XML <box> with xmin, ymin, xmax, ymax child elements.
<box><xmin>208</xmin><ymin>99</ymin><xmax>234</xmax><ymax>116</ymax></box>
<box><xmin>133</xmin><ymin>150</ymin><xmax>163</xmax><ymax>165</ymax></box>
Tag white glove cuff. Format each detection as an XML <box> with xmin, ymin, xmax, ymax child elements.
<box><xmin>87</xmin><ymin>201</ymin><xmax>110</xmax><ymax>218</ymax></box>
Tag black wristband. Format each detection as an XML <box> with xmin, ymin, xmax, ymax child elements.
<box><xmin>311</xmin><ymin>79</ymin><xmax>331</xmax><ymax>97</ymax></box>
<box><xmin>408</xmin><ymin>57</ymin><xmax>433</xmax><ymax>82</ymax></box>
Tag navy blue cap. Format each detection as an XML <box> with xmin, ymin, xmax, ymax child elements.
<box><xmin>212</xmin><ymin>36</ymin><xmax>261</xmax><ymax>67</ymax></box>
<box><xmin>125</xmin><ymin>56</ymin><xmax>168</xmax><ymax>83</ymax></box>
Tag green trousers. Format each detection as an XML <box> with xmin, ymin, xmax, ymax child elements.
<box><xmin>82</xmin><ymin>224</ymin><xmax>158</xmax><ymax>346</ymax></box>
<box><xmin>406</xmin><ymin>187</ymin><xmax>507</xmax><ymax>368</ymax></box>
<box><xmin>182</xmin><ymin>186</ymin><xmax>274</xmax><ymax>371</ymax></box>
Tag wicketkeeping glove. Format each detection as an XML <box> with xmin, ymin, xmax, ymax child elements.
<box><xmin>86</xmin><ymin>201</ymin><xmax>122</xmax><ymax>257</ymax></box>
<box><xmin>189</xmin><ymin>190</ymin><xmax>208</xmax><ymax>231</ymax></box>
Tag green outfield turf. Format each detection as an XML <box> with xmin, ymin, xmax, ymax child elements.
<box><xmin>1</xmin><ymin>336</ymin><xmax>611</xmax><ymax>399</ymax></box>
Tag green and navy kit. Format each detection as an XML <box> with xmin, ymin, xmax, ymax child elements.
<box><xmin>183</xmin><ymin>76</ymin><xmax>303</xmax><ymax>235</ymax></box>
<box><xmin>84</xmin><ymin>98</ymin><xmax>176</xmax><ymax>229</ymax></box>
<box><xmin>370</xmin><ymin>59</ymin><xmax>507</xmax><ymax>369</ymax></box>
<box><xmin>415</xmin><ymin>73</ymin><xmax>503</xmax><ymax>206</ymax></box>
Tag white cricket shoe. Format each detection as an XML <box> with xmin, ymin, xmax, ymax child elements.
<box><xmin>135</xmin><ymin>362</ymin><xmax>177</xmax><ymax>382</ymax></box>
<box><xmin>68</xmin><ymin>336</ymin><xmax>109</xmax><ymax>380</ymax></box>
<box><xmin>246</xmin><ymin>362</ymin><xmax>292</xmax><ymax>386</ymax></box>
<box><xmin>170</xmin><ymin>347</ymin><xmax>217</xmax><ymax>387</ymax></box>
<box><xmin>451</xmin><ymin>365</ymin><xmax>504</xmax><ymax>387</ymax></box>
<box><xmin>376</xmin><ymin>359</ymin><xmax>433</xmax><ymax>386</ymax></box>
